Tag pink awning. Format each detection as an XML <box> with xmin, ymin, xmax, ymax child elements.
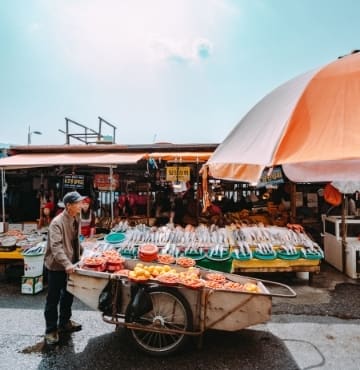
<box><xmin>0</xmin><ymin>152</ymin><xmax>145</xmax><ymax>169</ymax></box>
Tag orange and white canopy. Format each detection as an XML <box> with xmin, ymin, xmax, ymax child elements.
<box><xmin>206</xmin><ymin>52</ymin><xmax>360</xmax><ymax>184</ymax></box>
<box><xmin>145</xmin><ymin>152</ymin><xmax>212</xmax><ymax>162</ymax></box>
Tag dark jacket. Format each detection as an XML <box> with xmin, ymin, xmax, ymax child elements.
<box><xmin>44</xmin><ymin>209</ymin><xmax>81</xmax><ymax>271</ymax></box>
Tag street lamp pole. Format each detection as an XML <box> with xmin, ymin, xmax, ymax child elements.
<box><xmin>27</xmin><ymin>125</ymin><xmax>42</xmax><ymax>145</ymax></box>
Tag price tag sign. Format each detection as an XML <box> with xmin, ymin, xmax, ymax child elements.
<box><xmin>93</xmin><ymin>173</ymin><xmax>120</xmax><ymax>191</ymax></box>
<box><xmin>64</xmin><ymin>175</ymin><xmax>85</xmax><ymax>189</ymax></box>
<box><xmin>166</xmin><ymin>166</ymin><xmax>190</xmax><ymax>182</ymax></box>
<box><xmin>257</xmin><ymin>167</ymin><xmax>284</xmax><ymax>188</ymax></box>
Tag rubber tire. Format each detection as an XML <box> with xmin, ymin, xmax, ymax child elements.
<box><xmin>128</xmin><ymin>286</ymin><xmax>193</xmax><ymax>356</ymax></box>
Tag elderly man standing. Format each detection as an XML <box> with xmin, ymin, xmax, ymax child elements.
<box><xmin>44</xmin><ymin>191</ymin><xmax>85</xmax><ymax>345</ymax></box>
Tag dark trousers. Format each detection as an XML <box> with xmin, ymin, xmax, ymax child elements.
<box><xmin>44</xmin><ymin>270</ymin><xmax>74</xmax><ymax>334</ymax></box>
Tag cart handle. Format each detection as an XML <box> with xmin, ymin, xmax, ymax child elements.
<box><xmin>257</xmin><ymin>278</ymin><xmax>297</xmax><ymax>298</ymax></box>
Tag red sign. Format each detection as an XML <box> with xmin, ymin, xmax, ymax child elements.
<box><xmin>93</xmin><ymin>174</ymin><xmax>120</xmax><ymax>191</ymax></box>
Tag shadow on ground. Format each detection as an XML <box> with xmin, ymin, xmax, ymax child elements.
<box><xmin>24</xmin><ymin>328</ymin><xmax>299</xmax><ymax>370</ymax></box>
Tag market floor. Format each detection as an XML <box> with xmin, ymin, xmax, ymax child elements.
<box><xmin>0</xmin><ymin>262</ymin><xmax>360</xmax><ymax>370</ymax></box>
<box><xmin>270</xmin><ymin>262</ymin><xmax>360</xmax><ymax>319</ymax></box>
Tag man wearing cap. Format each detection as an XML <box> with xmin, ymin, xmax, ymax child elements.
<box><xmin>44</xmin><ymin>191</ymin><xmax>85</xmax><ymax>345</ymax></box>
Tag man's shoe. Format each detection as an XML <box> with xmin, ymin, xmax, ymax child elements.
<box><xmin>59</xmin><ymin>320</ymin><xmax>82</xmax><ymax>333</ymax></box>
<box><xmin>45</xmin><ymin>331</ymin><xmax>59</xmax><ymax>345</ymax></box>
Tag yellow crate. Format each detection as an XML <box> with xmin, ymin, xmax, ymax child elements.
<box><xmin>232</xmin><ymin>258</ymin><xmax>320</xmax><ymax>270</ymax></box>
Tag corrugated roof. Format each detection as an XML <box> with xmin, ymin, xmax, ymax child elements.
<box><xmin>9</xmin><ymin>143</ymin><xmax>218</xmax><ymax>154</ymax></box>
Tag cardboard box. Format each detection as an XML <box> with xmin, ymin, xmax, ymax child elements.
<box><xmin>21</xmin><ymin>275</ymin><xmax>43</xmax><ymax>295</ymax></box>
<box><xmin>0</xmin><ymin>222</ymin><xmax>8</xmax><ymax>233</ymax></box>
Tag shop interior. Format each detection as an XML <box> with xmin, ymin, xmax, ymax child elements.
<box><xmin>1</xmin><ymin>162</ymin><xmax>337</xmax><ymax>238</ymax></box>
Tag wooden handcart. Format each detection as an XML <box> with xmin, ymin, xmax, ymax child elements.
<box><xmin>67</xmin><ymin>260</ymin><xmax>296</xmax><ymax>356</ymax></box>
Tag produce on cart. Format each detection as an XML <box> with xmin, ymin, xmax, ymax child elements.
<box><xmin>67</xmin><ymin>248</ymin><xmax>296</xmax><ymax>356</ymax></box>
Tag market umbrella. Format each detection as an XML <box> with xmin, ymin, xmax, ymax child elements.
<box><xmin>204</xmin><ymin>51</ymin><xmax>360</xmax><ymax>276</ymax></box>
<box><xmin>206</xmin><ymin>51</ymin><xmax>360</xmax><ymax>184</ymax></box>
<box><xmin>331</xmin><ymin>181</ymin><xmax>360</xmax><ymax>195</ymax></box>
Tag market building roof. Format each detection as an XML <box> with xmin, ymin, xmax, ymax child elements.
<box><xmin>8</xmin><ymin>143</ymin><xmax>218</xmax><ymax>154</ymax></box>
<box><xmin>0</xmin><ymin>143</ymin><xmax>218</xmax><ymax>169</ymax></box>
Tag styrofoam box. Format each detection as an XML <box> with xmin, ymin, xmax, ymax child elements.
<box><xmin>8</xmin><ymin>223</ymin><xmax>23</xmax><ymax>231</ymax></box>
<box><xmin>23</xmin><ymin>222</ymin><xmax>38</xmax><ymax>234</ymax></box>
<box><xmin>21</xmin><ymin>275</ymin><xmax>43</xmax><ymax>295</ymax></box>
<box><xmin>346</xmin><ymin>240</ymin><xmax>360</xmax><ymax>279</ymax></box>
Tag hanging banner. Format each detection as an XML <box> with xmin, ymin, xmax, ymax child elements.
<box><xmin>166</xmin><ymin>166</ymin><xmax>190</xmax><ymax>182</ymax></box>
<box><xmin>63</xmin><ymin>175</ymin><xmax>85</xmax><ymax>189</ymax></box>
<box><xmin>93</xmin><ymin>173</ymin><xmax>120</xmax><ymax>191</ymax></box>
<box><xmin>257</xmin><ymin>167</ymin><xmax>284</xmax><ymax>188</ymax></box>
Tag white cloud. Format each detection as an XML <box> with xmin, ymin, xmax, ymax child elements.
<box><xmin>149</xmin><ymin>37</ymin><xmax>213</xmax><ymax>64</ymax></box>
<box><xmin>38</xmin><ymin>0</ymin><xmax>231</xmax><ymax>73</ymax></box>
<box><xmin>194</xmin><ymin>38</ymin><xmax>213</xmax><ymax>60</ymax></box>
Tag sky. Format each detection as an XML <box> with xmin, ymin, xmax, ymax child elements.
<box><xmin>0</xmin><ymin>0</ymin><xmax>359</xmax><ymax>146</ymax></box>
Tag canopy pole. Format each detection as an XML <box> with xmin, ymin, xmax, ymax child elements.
<box><xmin>146</xmin><ymin>182</ymin><xmax>150</xmax><ymax>225</ymax></box>
<box><xmin>290</xmin><ymin>182</ymin><xmax>297</xmax><ymax>223</ymax></box>
<box><xmin>1</xmin><ymin>168</ymin><xmax>5</xmax><ymax>228</ymax></box>
<box><xmin>196</xmin><ymin>157</ymin><xmax>200</xmax><ymax>220</ymax></box>
<box><xmin>110</xmin><ymin>166</ymin><xmax>114</xmax><ymax>222</ymax></box>
<box><xmin>201</xmin><ymin>166</ymin><xmax>211</xmax><ymax>213</ymax></box>
<box><xmin>341</xmin><ymin>194</ymin><xmax>347</xmax><ymax>274</ymax></box>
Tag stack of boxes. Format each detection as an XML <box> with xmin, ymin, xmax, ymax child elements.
<box><xmin>20</xmin><ymin>223</ymin><xmax>45</xmax><ymax>295</ymax></box>
<box><xmin>0</xmin><ymin>222</ymin><xmax>45</xmax><ymax>294</ymax></box>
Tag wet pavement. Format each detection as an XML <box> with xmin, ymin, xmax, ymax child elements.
<box><xmin>253</xmin><ymin>263</ymin><xmax>360</xmax><ymax>319</ymax></box>
<box><xmin>0</xmin><ymin>262</ymin><xmax>359</xmax><ymax>369</ymax></box>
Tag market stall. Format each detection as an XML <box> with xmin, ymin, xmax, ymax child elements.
<box><xmin>0</xmin><ymin>230</ymin><xmax>45</xmax><ymax>281</ymax></box>
<box><xmin>323</xmin><ymin>215</ymin><xmax>360</xmax><ymax>279</ymax></box>
<box><xmin>0</xmin><ymin>143</ymin><xmax>218</xmax><ymax>280</ymax></box>
<box><xmin>81</xmin><ymin>221</ymin><xmax>322</xmax><ymax>277</ymax></box>
<box><xmin>0</xmin><ymin>148</ymin><xmax>146</xmax><ymax>280</ymax></box>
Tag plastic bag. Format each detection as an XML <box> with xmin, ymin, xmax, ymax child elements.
<box><xmin>98</xmin><ymin>281</ymin><xmax>122</xmax><ymax>316</ymax></box>
<box><xmin>324</xmin><ymin>183</ymin><xmax>342</xmax><ymax>206</ymax></box>
<box><xmin>125</xmin><ymin>285</ymin><xmax>153</xmax><ymax>323</ymax></box>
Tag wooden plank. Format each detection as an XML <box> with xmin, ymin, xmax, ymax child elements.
<box><xmin>67</xmin><ymin>273</ymin><xmax>109</xmax><ymax>310</ymax></box>
<box><xmin>205</xmin><ymin>290</ymin><xmax>272</xmax><ymax>331</ymax></box>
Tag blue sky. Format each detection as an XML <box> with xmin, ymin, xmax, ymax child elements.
<box><xmin>0</xmin><ymin>0</ymin><xmax>359</xmax><ymax>146</ymax></box>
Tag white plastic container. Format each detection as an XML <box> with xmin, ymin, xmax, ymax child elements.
<box><xmin>345</xmin><ymin>240</ymin><xmax>360</xmax><ymax>279</ymax></box>
<box><xmin>23</xmin><ymin>254</ymin><xmax>45</xmax><ymax>277</ymax></box>
<box><xmin>296</xmin><ymin>272</ymin><xmax>309</xmax><ymax>280</ymax></box>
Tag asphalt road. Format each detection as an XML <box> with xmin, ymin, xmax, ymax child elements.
<box><xmin>0</xmin><ymin>263</ymin><xmax>359</xmax><ymax>370</ymax></box>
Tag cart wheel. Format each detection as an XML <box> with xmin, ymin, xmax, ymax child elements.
<box><xmin>128</xmin><ymin>286</ymin><xmax>193</xmax><ymax>356</ymax></box>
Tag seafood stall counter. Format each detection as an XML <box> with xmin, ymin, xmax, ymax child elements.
<box><xmin>83</xmin><ymin>221</ymin><xmax>323</xmax><ymax>277</ymax></box>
